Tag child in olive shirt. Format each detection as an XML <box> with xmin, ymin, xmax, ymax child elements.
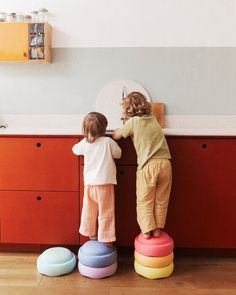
<box><xmin>113</xmin><ymin>92</ymin><xmax>172</xmax><ymax>239</ymax></box>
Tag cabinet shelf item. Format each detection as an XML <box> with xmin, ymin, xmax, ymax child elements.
<box><xmin>0</xmin><ymin>22</ymin><xmax>51</xmax><ymax>63</ymax></box>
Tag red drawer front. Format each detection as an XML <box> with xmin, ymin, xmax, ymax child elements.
<box><xmin>0</xmin><ymin>137</ymin><xmax>79</xmax><ymax>191</ymax></box>
<box><xmin>0</xmin><ymin>191</ymin><xmax>79</xmax><ymax>245</ymax></box>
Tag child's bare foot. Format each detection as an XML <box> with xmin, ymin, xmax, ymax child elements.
<box><xmin>103</xmin><ymin>242</ymin><xmax>113</xmax><ymax>247</ymax></box>
<box><xmin>89</xmin><ymin>235</ymin><xmax>97</xmax><ymax>240</ymax></box>
<box><xmin>142</xmin><ymin>231</ymin><xmax>151</xmax><ymax>239</ymax></box>
<box><xmin>152</xmin><ymin>228</ymin><xmax>161</xmax><ymax>237</ymax></box>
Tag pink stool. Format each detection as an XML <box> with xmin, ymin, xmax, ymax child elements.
<box><xmin>134</xmin><ymin>231</ymin><xmax>174</xmax><ymax>257</ymax></box>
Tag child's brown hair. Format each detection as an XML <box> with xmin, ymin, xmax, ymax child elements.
<box><xmin>83</xmin><ymin>112</ymin><xmax>108</xmax><ymax>143</ymax></box>
<box><xmin>121</xmin><ymin>92</ymin><xmax>151</xmax><ymax>119</ymax></box>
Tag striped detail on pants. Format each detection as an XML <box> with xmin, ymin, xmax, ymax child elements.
<box><xmin>79</xmin><ymin>184</ymin><xmax>116</xmax><ymax>243</ymax></box>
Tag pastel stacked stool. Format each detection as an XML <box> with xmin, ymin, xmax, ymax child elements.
<box><xmin>78</xmin><ymin>240</ymin><xmax>118</xmax><ymax>279</ymax></box>
<box><xmin>134</xmin><ymin>231</ymin><xmax>174</xmax><ymax>279</ymax></box>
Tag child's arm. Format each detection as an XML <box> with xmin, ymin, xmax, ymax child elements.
<box><xmin>112</xmin><ymin>129</ymin><xmax>123</xmax><ymax>140</ymax></box>
<box><xmin>112</xmin><ymin>141</ymin><xmax>122</xmax><ymax>159</ymax></box>
<box><xmin>72</xmin><ymin>139</ymin><xmax>85</xmax><ymax>156</ymax></box>
<box><xmin>113</xmin><ymin>118</ymin><xmax>133</xmax><ymax>141</ymax></box>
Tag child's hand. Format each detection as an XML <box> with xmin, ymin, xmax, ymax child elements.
<box><xmin>112</xmin><ymin>129</ymin><xmax>122</xmax><ymax>140</ymax></box>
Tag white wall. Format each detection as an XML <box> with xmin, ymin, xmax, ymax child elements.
<box><xmin>1</xmin><ymin>0</ymin><xmax>236</xmax><ymax>47</ymax></box>
<box><xmin>1</xmin><ymin>1</ymin><xmax>236</xmax><ymax>116</ymax></box>
<box><xmin>1</xmin><ymin>48</ymin><xmax>236</xmax><ymax>115</ymax></box>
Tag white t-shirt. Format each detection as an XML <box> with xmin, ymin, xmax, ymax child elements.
<box><xmin>72</xmin><ymin>136</ymin><xmax>122</xmax><ymax>185</ymax></box>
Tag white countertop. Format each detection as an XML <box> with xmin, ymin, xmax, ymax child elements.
<box><xmin>0</xmin><ymin>115</ymin><xmax>84</xmax><ymax>136</ymax></box>
<box><xmin>163</xmin><ymin>115</ymin><xmax>236</xmax><ymax>136</ymax></box>
<box><xmin>0</xmin><ymin>114</ymin><xmax>236</xmax><ymax>136</ymax></box>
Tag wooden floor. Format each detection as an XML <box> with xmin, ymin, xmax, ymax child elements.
<box><xmin>0</xmin><ymin>252</ymin><xmax>236</xmax><ymax>295</ymax></box>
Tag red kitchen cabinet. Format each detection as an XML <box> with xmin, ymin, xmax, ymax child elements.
<box><xmin>0</xmin><ymin>191</ymin><xmax>79</xmax><ymax>245</ymax></box>
<box><xmin>166</xmin><ymin>136</ymin><xmax>236</xmax><ymax>248</ymax></box>
<box><xmin>0</xmin><ymin>137</ymin><xmax>78</xmax><ymax>191</ymax></box>
<box><xmin>0</xmin><ymin>136</ymin><xmax>80</xmax><ymax>248</ymax></box>
<box><xmin>115</xmin><ymin>136</ymin><xmax>236</xmax><ymax>248</ymax></box>
<box><xmin>3</xmin><ymin>134</ymin><xmax>232</xmax><ymax>249</ymax></box>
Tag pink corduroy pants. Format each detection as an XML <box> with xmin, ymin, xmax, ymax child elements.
<box><xmin>79</xmin><ymin>184</ymin><xmax>116</xmax><ymax>243</ymax></box>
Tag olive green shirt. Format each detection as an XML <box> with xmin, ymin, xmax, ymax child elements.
<box><xmin>119</xmin><ymin>116</ymin><xmax>171</xmax><ymax>169</ymax></box>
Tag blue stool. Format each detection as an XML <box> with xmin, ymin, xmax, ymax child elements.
<box><xmin>37</xmin><ymin>247</ymin><xmax>76</xmax><ymax>276</ymax></box>
<box><xmin>78</xmin><ymin>240</ymin><xmax>117</xmax><ymax>278</ymax></box>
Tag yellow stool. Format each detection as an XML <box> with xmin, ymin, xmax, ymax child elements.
<box><xmin>134</xmin><ymin>260</ymin><xmax>174</xmax><ymax>279</ymax></box>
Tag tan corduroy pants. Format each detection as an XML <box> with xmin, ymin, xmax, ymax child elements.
<box><xmin>136</xmin><ymin>158</ymin><xmax>172</xmax><ymax>234</ymax></box>
<box><xmin>79</xmin><ymin>184</ymin><xmax>116</xmax><ymax>243</ymax></box>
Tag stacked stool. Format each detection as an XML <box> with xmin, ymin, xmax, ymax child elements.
<box><xmin>134</xmin><ymin>231</ymin><xmax>174</xmax><ymax>279</ymax></box>
<box><xmin>78</xmin><ymin>240</ymin><xmax>118</xmax><ymax>279</ymax></box>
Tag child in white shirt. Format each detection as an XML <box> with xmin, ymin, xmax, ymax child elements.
<box><xmin>72</xmin><ymin>112</ymin><xmax>121</xmax><ymax>247</ymax></box>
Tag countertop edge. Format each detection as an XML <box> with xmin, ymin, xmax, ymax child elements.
<box><xmin>0</xmin><ymin>114</ymin><xmax>236</xmax><ymax>136</ymax></box>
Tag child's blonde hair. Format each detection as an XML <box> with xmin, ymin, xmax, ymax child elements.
<box><xmin>121</xmin><ymin>92</ymin><xmax>151</xmax><ymax>119</ymax></box>
<box><xmin>83</xmin><ymin>112</ymin><xmax>108</xmax><ymax>143</ymax></box>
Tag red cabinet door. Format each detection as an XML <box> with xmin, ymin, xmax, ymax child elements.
<box><xmin>0</xmin><ymin>137</ymin><xmax>79</xmax><ymax>191</ymax></box>
<box><xmin>166</xmin><ymin>137</ymin><xmax>236</xmax><ymax>248</ymax></box>
<box><xmin>115</xmin><ymin>165</ymin><xmax>140</xmax><ymax>245</ymax></box>
<box><xmin>0</xmin><ymin>191</ymin><xmax>79</xmax><ymax>245</ymax></box>
<box><xmin>116</xmin><ymin>137</ymin><xmax>137</xmax><ymax>165</ymax></box>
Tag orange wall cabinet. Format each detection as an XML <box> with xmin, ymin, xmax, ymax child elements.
<box><xmin>0</xmin><ymin>137</ymin><xmax>79</xmax><ymax>246</ymax></box>
<box><xmin>0</xmin><ymin>22</ymin><xmax>51</xmax><ymax>63</ymax></box>
<box><xmin>166</xmin><ymin>136</ymin><xmax>236</xmax><ymax>248</ymax></box>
